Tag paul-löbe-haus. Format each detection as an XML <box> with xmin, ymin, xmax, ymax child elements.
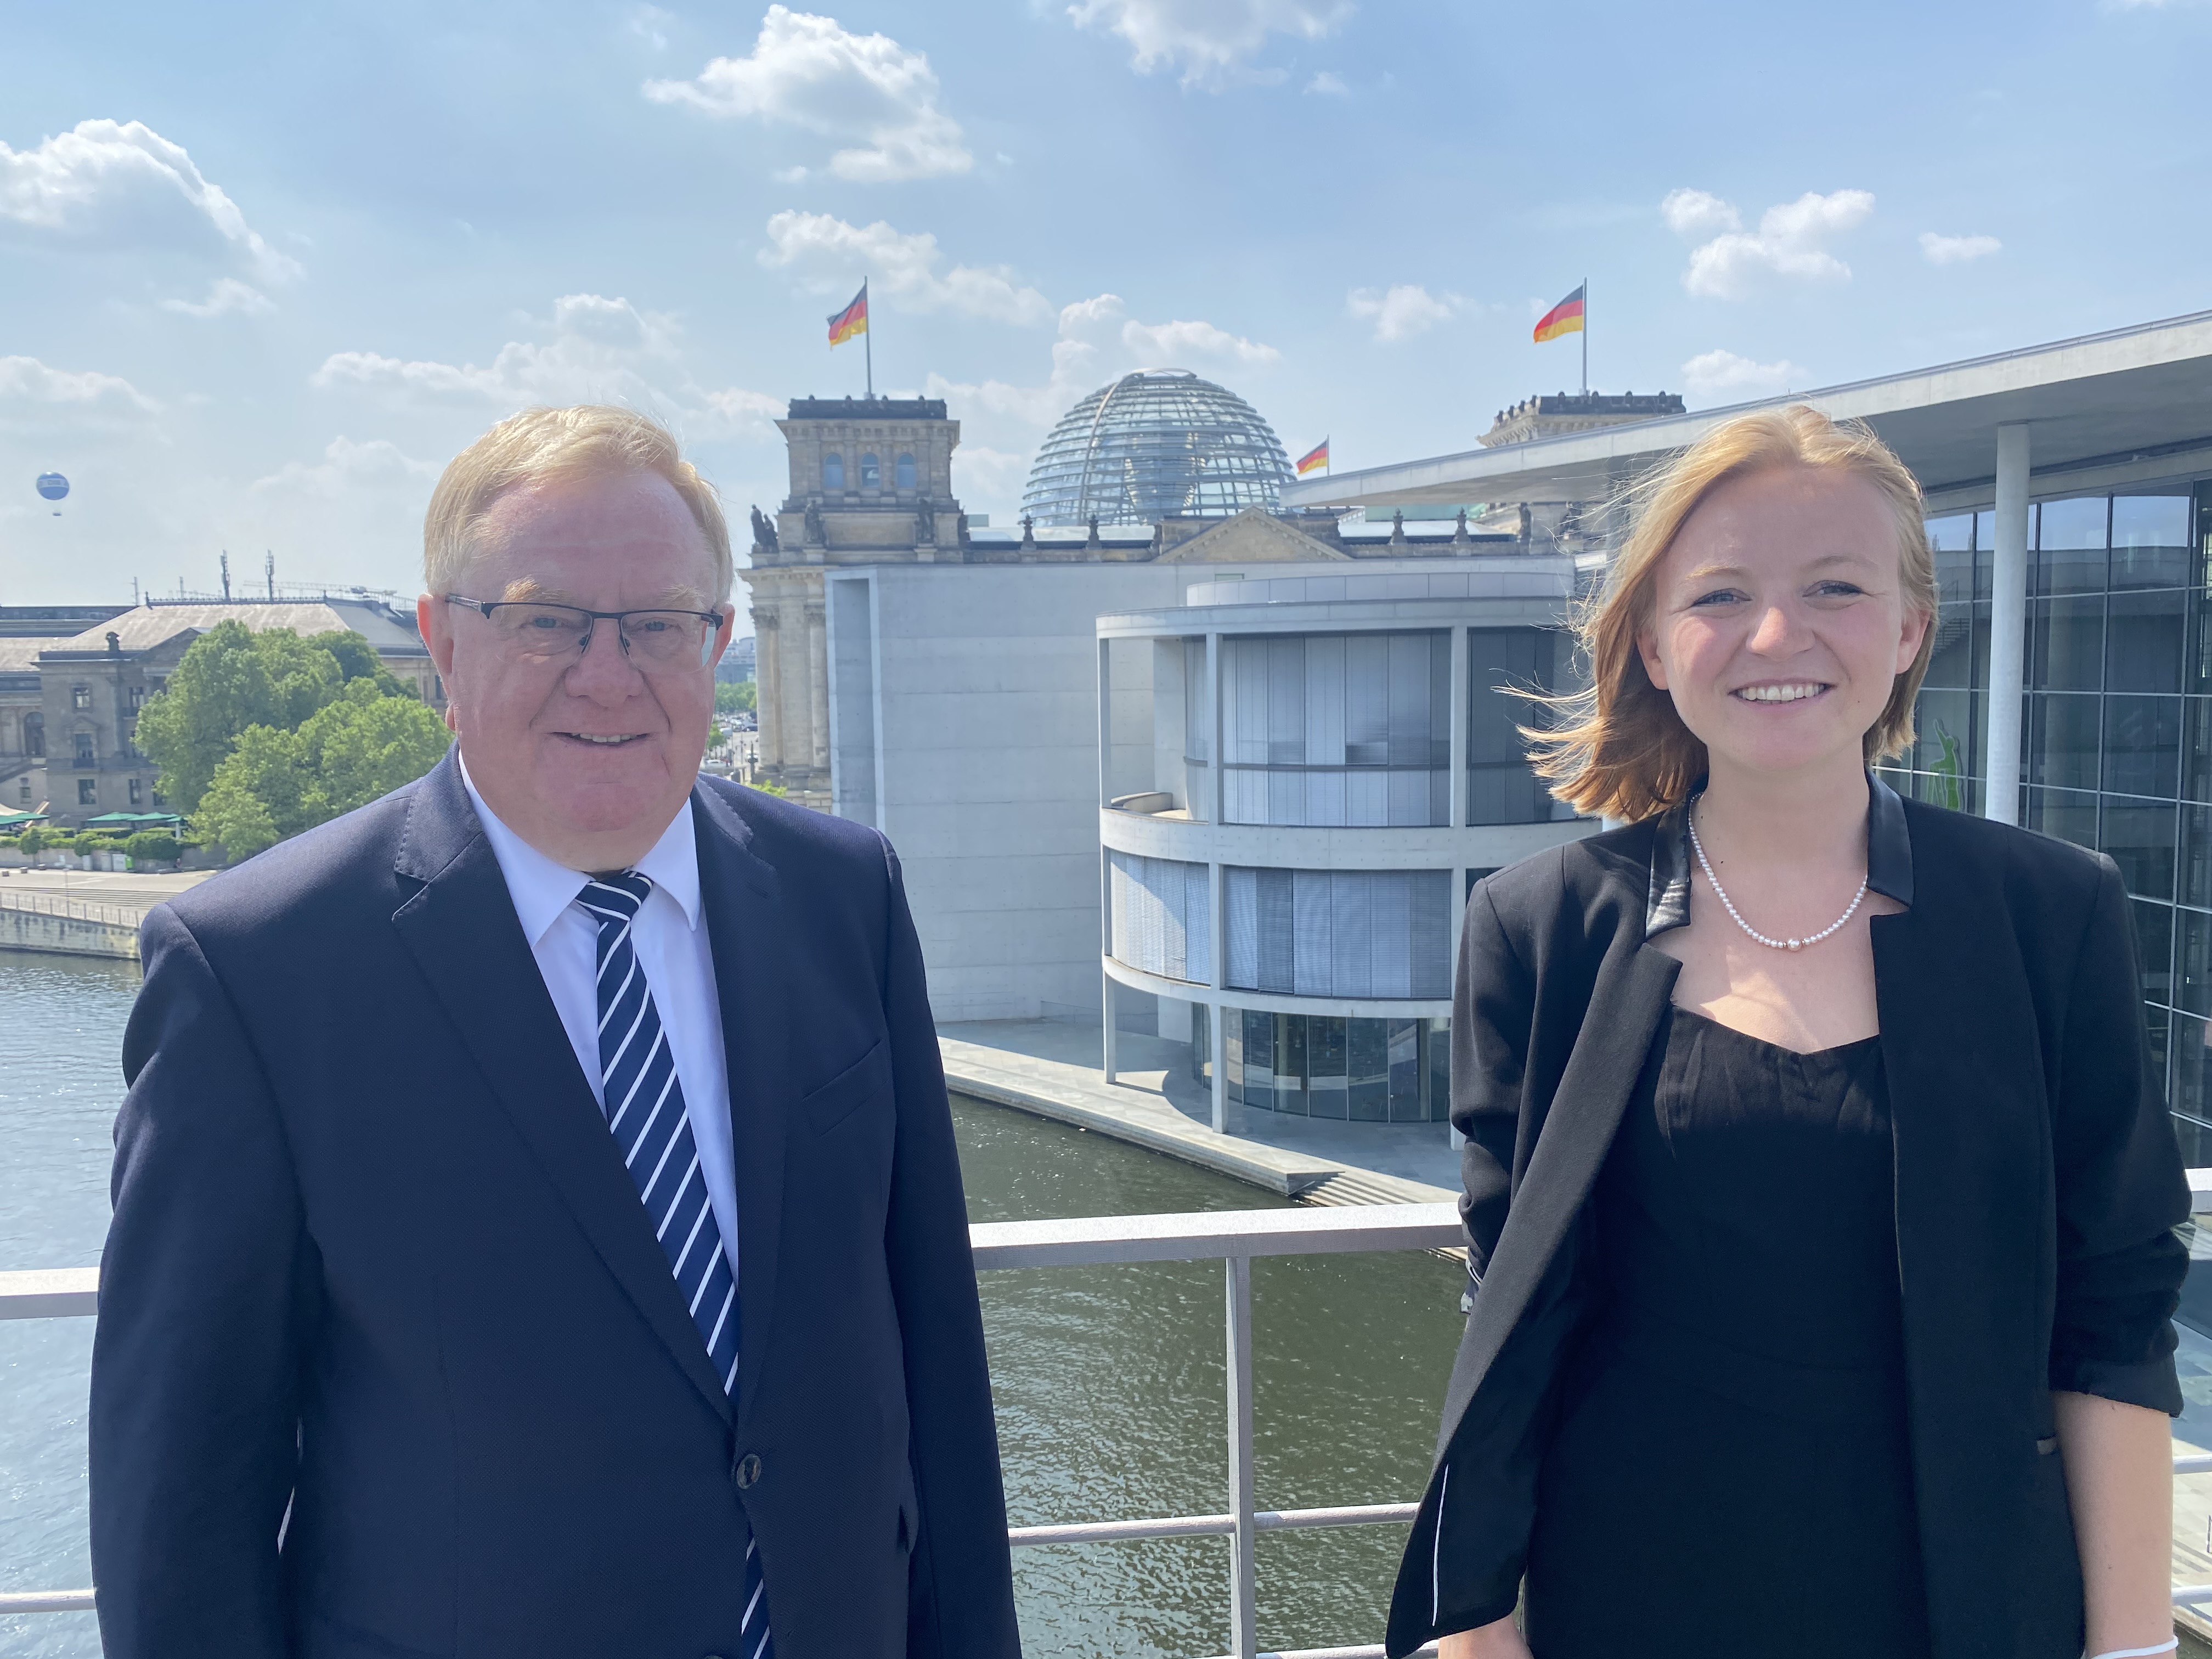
<box><xmin>1283</xmin><ymin>309</ymin><xmax>2212</xmax><ymax>1170</ymax></box>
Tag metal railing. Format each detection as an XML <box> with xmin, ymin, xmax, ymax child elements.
<box><xmin>0</xmin><ymin>889</ymin><xmax>143</xmax><ymax>929</ymax></box>
<box><xmin>11</xmin><ymin>1188</ymin><xmax>2212</xmax><ymax>1655</ymax></box>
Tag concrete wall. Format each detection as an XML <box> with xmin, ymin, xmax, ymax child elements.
<box><xmin>0</xmin><ymin>906</ymin><xmax>138</xmax><ymax>960</ymax></box>
<box><xmin>845</xmin><ymin>562</ymin><xmax>1226</xmax><ymax>1023</ymax></box>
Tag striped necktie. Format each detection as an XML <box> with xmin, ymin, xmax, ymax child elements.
<box><xmin>578</xmin><ymin>872</ymin><xmax>772</xmax><ymax>1659</ymax></box>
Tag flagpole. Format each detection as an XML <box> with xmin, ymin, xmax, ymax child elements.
<box><xmin>864</xmin><ymin>278</ymin><xmax>873</xmax><ymax>400</ymax></box>
<box><xmin>1581</xmin><ymin>276</ymin><xmax>1588</xmax><ymax>396</ymax></box>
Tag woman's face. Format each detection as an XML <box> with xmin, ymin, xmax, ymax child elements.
<box><xmin>1637</xmin><ymin>463</ymin><xmax>1930</xmax><ymax>786</ymax></box>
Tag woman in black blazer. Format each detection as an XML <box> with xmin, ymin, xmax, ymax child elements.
<box><xmin>1389</xmin><ymin>407</ymin><xmax>2190</xmax><ymax>1659</ymax></box>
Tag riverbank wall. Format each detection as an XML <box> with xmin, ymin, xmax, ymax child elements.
<box><xmin>0</xmin><ymin>896</ymin><xmax>140</xmax><ymax>961</ymax></box>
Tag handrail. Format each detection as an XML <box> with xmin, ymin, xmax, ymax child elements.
<box><xmin>0</xmin><ymin>888</ymin><xmax>142</xmax><ymax>928</ymax></box>
<box><xmin>11</xmin><ymin>1188</ymin><xmax>2212</xmax><ymax>1656</ymax></box>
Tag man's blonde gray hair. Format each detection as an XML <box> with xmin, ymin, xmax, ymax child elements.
<box><xmin>422</xmin><ymin>405</ymin><xmax>733</xmax><ymax>603</ymax></box>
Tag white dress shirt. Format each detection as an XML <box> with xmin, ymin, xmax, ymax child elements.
<box><xmin>460</xmin><ymin>760</ymin><xmax>740</xmax><ymax>1284</ymax></box>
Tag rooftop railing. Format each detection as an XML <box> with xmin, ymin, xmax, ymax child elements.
<box><xmin>9</xmin><ymin>1188</ymin><xmax>2212</xmax><ymax>1656</ymax></box>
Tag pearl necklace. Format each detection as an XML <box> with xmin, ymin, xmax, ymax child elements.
<box><xmin>1685</xmin><ymin>795</ymin><xmax>1867</xmax><ymax>952</ymax></box>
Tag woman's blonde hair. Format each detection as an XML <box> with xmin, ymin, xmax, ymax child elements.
<box><xmin>422</xmin><ymin>404</ymin><xmax>732</xmax><ymax>603</ymax></box>
<box><xmin>1529</xmin><ymin>404</ymin><xmax>1938</xmax><ymax>823</ymax></box>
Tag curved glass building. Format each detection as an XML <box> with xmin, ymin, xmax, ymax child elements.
<box><xmin>1022</xmin><ymin>370</ymin><xmax>1294</xmax><ymax>527</ymax></box>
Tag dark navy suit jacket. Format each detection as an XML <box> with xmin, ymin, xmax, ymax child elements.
<box><xmin>88</xmin><ymin>753</ymin><xmax>1021</xmax><ymax>1659</ymax></box>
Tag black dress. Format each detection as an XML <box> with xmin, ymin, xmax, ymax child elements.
<box><xmin>1521</xmin><ymin>1005</ymin><xmax>1933</xmax><ymax>1657</ymax></box>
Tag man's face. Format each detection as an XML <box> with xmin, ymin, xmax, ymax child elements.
<box><xmin>421</xmin><ymin>469</ymin><xmax>731</xmax><ymax>870</ymax></box>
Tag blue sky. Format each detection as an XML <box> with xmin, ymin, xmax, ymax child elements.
<box><xmin>2</xmin><ymin>0</ymin><xmax>2208</xmax><ymax>619</ymax></box>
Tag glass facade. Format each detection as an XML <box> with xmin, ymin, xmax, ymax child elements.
<box><xmin>1192</xmin><ymin>1002</ymin><xmax>1451</xmax><ymax>1122</ymax></box>
<box><xmin>1221</xmin><ymin>631</ymin><xmax>1450</xmax><ymax>826</ymax></box>
<box><xmin>1469</xmin><ymin>627</ymin><xmax>1581</xmax><ymax>825</ymax></box>
<box><xmin>1880</xmin><ymin>487</ymin><xmax>2212</xmax><ymax>1157</ymax></box>
<box><xmin>1023</xmin><ymin>369</ymin><xmax>1293</xmax><ymax>527</ymax></box>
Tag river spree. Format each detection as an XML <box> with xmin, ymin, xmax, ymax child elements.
<box><xmin>0</xmin><ymin>952</ymin><xmax>1464</xmax><ymax>1658</ymax></box>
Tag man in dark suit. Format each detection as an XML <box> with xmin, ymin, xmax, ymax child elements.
<box><xmin>89</xmin><ymin>405</ymin><xmax>1022</xmax><ymax>1659</ymax></box>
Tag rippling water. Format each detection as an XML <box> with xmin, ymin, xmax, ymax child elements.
<box><xmin>0</xmin><ymin>952</ymin><xmax>1463</xmax><ymax>1657</ymax></box>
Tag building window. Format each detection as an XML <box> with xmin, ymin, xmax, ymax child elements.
<box><xmin>1223</xmin><ymin>865</ymin><xmax>1452</xmax><ymax>998</ymax></box>
<box><xmin>1221</xmin><ymin>631</ymin><xmax>1450</xmax><ymax>827</ymax></box>
<box><xmin>128</xmin><ymin>776</ymin><xmax>143</xmax><ymax>805</ymax></box>
<box><xmin>823</xmin><ymin>452</ymin><xmax>845</xmax><ymax>489</ymax></box>
<box><xmin>860</xmin><ymin>453</ymin><xmax>881</xmax><ymax>489</ymax></box>
<box><xmin>78</xmin><ymin>779</ymin><xmax>96</xmax><ymax>805</ymax></box>
<box><xmin>127</xmin><ymin>684</ymin><xmax>146</xmax><ymax>710</ymax></box>
<box><xmin>74</xmin><ymin>732</ymin><xmax>94</xmax><ymax>765</ymax></box>
<box><xmin>1470</xmin><ymin>628</ymin><xmax>1579</xmax><ymax>825</ymax></box>
<box><xmin>1195</xmin><ymin>1003</ymin><xmax>1450</xmax><ymax>1124</ymax></box>
<box><xmin>71</xmin><ymin>684</ymin><xmax>92</xmax><ymax>710</ymax></box>
<box><xmin>16</xmin><ymin>778</ymin><xmax>29</xmax><ymax>803</ymax></box>
<box><xmin>1887</xmin><ymin>490</ymin><xmax>2212</xmax><ymax>1159</ymax></box>
<box><xmin>1108</xmin><ymin>852</ymin><xmax>1211</xmax><ymax>983</ymax></box>
<box><xmin>895</xmin><ymin>452</ymin><xmax>917</xmax><ymax>490</ymax></box>
<box><xmin>22</xmin><ymin>713</ymin><xmax>41</xmax><ymax>757</ymax></box>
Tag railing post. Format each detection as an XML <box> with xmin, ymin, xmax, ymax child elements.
<box><xmin>1225</xmin><ymin>1253</ymin><xmax>1257</xmax><ymax>1659</ymax></box>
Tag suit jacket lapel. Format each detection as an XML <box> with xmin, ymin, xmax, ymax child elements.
<box><xmin>690</xmin><ymin>780</ymin><xmax>794</xmax><ymax>1421</ymax></box>
<box><xmin>1440</xmin><ymin>933</ymin><xmax>1679</xmax><ymax>1438</ymax></box>
<box><xmin>390</xmin><ymin>755</ymin><xmax>733</xmax><ymax>1421</ymax></box>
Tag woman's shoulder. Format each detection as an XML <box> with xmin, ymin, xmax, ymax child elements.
<box><xmin>1473</xmin><ymin>819</ymin><xmax>1656</xmax><ymax>943</ymax></box>
<box><xmin>1899</xmin><ymin>793</ymin><xmax>2115</xmax><ymax>906</ymax></box>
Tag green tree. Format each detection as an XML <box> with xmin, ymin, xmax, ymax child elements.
<box><xmin>194</xmin><ymin>682</ymin><xmax>452</xmax><ymax>860</ymax></box>
<box><xmin>137</xmin><ymin>622</ymin><xmax>348</xmax><ymax>810</ymax></box>
<box><xmin>312</xmin><ymin>630</ymin><xmax>411</xmax><ymax>698</ymax></box>
<box><xmin>194</xmin><ymin>725</ymin><xmax>318</xmax><ymax>858</ymax></box>
<box><xmin>715</xmin><ymin>680</ymin><xmax>757</xmax><ymax>715</ymax></box>
<box><xmin>300</xmin><ymin>680</ymin><xmax>452</xmax><ymax>815</ymax></box>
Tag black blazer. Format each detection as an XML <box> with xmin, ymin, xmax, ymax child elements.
<box><xmin>1385</xmin><ymin>777</ymin><xmax>2188</xmax><ymax>1659</ymax></box>
<box><xmin>88</xmin><ymin>754</ymin><xmax>1021</xmax><ymax>1659</ymax></box>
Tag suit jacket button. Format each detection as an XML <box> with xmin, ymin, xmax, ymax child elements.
<box><xmin>735</xmin><ymin>1452</ymin><xmax>763</xmax><ymax>1489</ymax></box>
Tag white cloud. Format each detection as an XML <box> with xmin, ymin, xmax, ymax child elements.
<box><xmin>1920</xmin><ymin>230</ymin><xmax>2002</xmax><ymax>265</ymax></box>
<box><xmin>629</xmin><ymin>4</ymin><xmax>673</xmax><ymax>49</ymax></box>
<box><xmin>644</xmin><ymin>6</ymin><xmax>970</xmax><ymax>182</ymax></box>
<box><xmin>250</xmin><ymin>435</ymin><xmax>438</xmax><ymax>500</ymax></box>
<box><xmin>1068</xmin><ymin>0</ymin><xmax>1350</xmax><ymax>86</ymax></box>
<box><xmin>160</xmin><ymin>276</ymin><xmax>275</xmax><ymax>319</ymax></box>
<box><xmin>757</xmin><ymin>210</ymin><xmax>1052</xmax><ymax>324</ymax></box>
<box><xmin>1659</xmin><ymin>188</ymin><xmax>1740</xmax><ymax>239</ymax></box>
<box><xmin>310</xmin><ymin>294</ymin><xmax>780</xmax><ymax>440</ymax></box>
<box><xmin>1304</xmin><ymin>70</ymin><xmax>1348</xmax><ymax>95</ymax></box>
<box><xmin>1668</xmin><ymin>188</ymin><xmax>1875</xmax><ymax>300</ymax></box>
<box><xmin>0</xmin><ymin>355</ymin><xmax>161</xmax><ymax>432</ymax></box>
<box><xmin>1346</xmin><ymin>283</ymin><xmax>1457</xmax><ymax>343</ymax></box>
<box><xmin>1681</xmin><ymin>348</ymin><xmax>1808</xmax><ymax>403</ymax></box>
<box><xmin>1121</xmin><ymin>315</ymin><xmax>1279</xmax><ymax>364</ymax></box>
<box><xmin>0</xmin><ymin>119</ymin><xmax>300</xmax><ymax>286</ymax></box>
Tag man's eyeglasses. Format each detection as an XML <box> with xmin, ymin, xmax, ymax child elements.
<box><xmin>444</xmin><ymin>596</ymin><xmax>724</xmax><ymax>670</ymax></box>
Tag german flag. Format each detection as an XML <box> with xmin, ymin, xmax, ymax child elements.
<box><xmin>827</xmin><ymin>283</ymin><xmax>868</xmax><ymax>347</ymax></box>
<box><xmin>1295</xmin><ymin>439</ymin><xmax>1330</xmax><ymax>477</ymax></box>
<box><xmin>1533</xmin><ymin>284</ymin><xmax>1585</xmax><ymax>344</ymax></box>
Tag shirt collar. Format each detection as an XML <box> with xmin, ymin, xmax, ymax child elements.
<box><xmin>459</xmin><ymin>755</ymin><xmax>702</xmax><ymax>946</ymax></box>
<box><xmin>1645</xmin><ymin>770</ymin><xmax>1914</xmax><ymax>940</ymax></box>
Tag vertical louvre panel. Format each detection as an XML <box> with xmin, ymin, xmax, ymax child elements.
<box><xmin>1369</xmin><ymin>872</ymin><xmax>1412</xmax><ymax>998</ymax></box>
<box><xmin>1267</xmin><ymin>637</ymin><xmax>1306</xmax><ymax>764</ymax></box>
<box><xmin>1330</xmin><ymin>872</ymin><xmax>1373</xmax><ymax>997</ymax></box>
<box><xmin>1222</xmin><ymin>866</ymin><xmax>1453</xmax><ymax>999</ymax></box>
<box><xmin>1257</xmin><ymin>868</ymin><xmax>1297</xmax><ymax>993</ymax></box>
<box><xmin>1227</xmin><ymin>865</ymin><xmax>1259</xmax><ymax>989</ymax></box>
<box><xmin>1292</xmin><ymin>871</ymin><xmax>1332</xmax><ymax>994</ymax></box>
<box><xmin>1107</xmin><ymin>851</ymin><xmax>1212</xmax><ymax>984</ymax></box>
<box><xmin>1305</xmin><ymin>636</ymin><xmax>1347</xmax><ymax>765</ymax></box>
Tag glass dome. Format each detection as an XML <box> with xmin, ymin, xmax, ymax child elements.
<box><xmin>1021</xmin><ymin>369</ymin><xmax>1293</xmax><ymax>527</ymax></box>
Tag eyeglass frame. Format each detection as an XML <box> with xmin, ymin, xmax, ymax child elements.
<box><xmin>442</xmin><ymin>594</ymin><xmax>727</xmax><ymax>669</ymax></box>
